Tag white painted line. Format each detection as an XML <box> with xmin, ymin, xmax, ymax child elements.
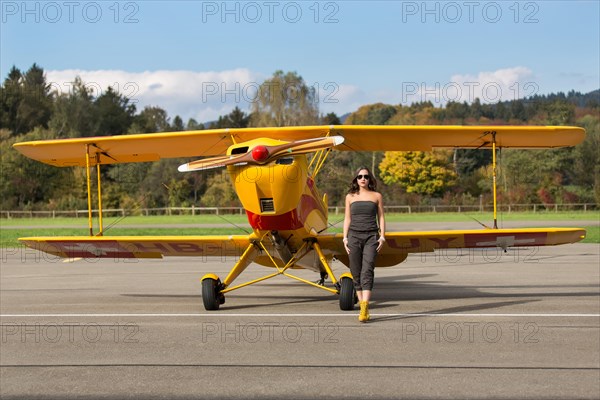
<box><xmin>1</xmin><ymin>313</ymin><xmax>599</xmax><ymax>318</ymax></box>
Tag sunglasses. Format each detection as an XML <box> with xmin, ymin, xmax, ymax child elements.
<box><xmin>356</xmin><ymin>174</ymin><xmax>370</xmax><ymax>180</ymax></box>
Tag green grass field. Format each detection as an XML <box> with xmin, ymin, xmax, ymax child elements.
<box><xmin>1</xmin><ymin>211</ymin><xmax>597</xmax><ymax>248</ymax></box>
<box><xmin>1</xmin><ymin>210</ymin><xmax>598</xmax><ymax>227</ymax></box>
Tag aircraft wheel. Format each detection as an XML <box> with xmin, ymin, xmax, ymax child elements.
<box><xmin>202</xmin><ymin>278</ymin><xmax>221</xmax><ymax>311</ymax></box>
<box><xmin>339</xmin><ymin>276</ymin><xmax>356</xmax><ymax>311</ymax></box>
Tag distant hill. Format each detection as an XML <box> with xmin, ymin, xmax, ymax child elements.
<box><xmin>523</xmin><ymin>89</ymin><xmax>599</xmax><ymax>107</ymax></box>
<box><xmin>339</xmin><ymin>113</ymin><xmax>351</xmax><ymax>124</ymax></box>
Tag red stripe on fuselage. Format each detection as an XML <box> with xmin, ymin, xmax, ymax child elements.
<box><xmin>246</xmin><ymin>188</ymin><xmax>326</xmax><ymax>231</ymax></box>
<box><xmin>246</xmin><ymin>208</ymin><xmax>303</xmax><ymax>231</ymax></box>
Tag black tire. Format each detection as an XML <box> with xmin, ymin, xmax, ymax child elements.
<box><xmin>202</xmin><ymin>278</ymin><xmax>220</xmax><ymax>311</ymax></box>
<box><xmin>339</xmin><ymin>277</ymin><xmax>355</xmax><ymax>311</ymax></box>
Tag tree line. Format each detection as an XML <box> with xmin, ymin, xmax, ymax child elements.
<box><xmin>1</xmin><ymin>64</ymin><xmax>598</xmax><ymax>212</ymax></box>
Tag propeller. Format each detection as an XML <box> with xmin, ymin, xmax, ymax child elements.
<box><xmin>178</xmin><ymin>136</ymin><xmax>344</xmax><ymax>172</ymax></box>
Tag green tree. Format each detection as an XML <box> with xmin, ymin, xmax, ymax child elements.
<box><xmin>470</xmin><ymin>98</ymin><xmax>483</xmax><ymax>120</ymax></box>
<box><xmin>93</xmin><ymin>86</ymin><xmax>136</xmax><ymax>135</ymax></box>
<box><xmin>213</xmin><ymin>106</ymin><xmax>251</xmax><ymax>128</ymax></box>
<box><xmin>186</xmin><ymin>118</ymin><xmax>204</xmax><ymax>130</ymax></box>
<box><xmin>129</xmin><ymin>106</ymin><xmax>170</xmax><ymax>133</ymax></box>
<box><xmin>454</xmin><ymin>149</ymin><xmax>492</xmax><ymax>177</ymax></box>
<box><xmin>48</xmin><ymin>77</ymin><xmax>95</xmax><ymax>137</ymax></box>
<box><xmin>200</xmin><ymin>170</ymin><xmax>241</xmax><ymax>207</ymax></box>
<box><xmin>0</xmin><ymin>66</ymin><xmax>23</xmax><ymax>134</ymax></box>
<box><xmin>171</xmin><ymin>115</ymin><xmax>184</xmax><ymax>131</ymax></box>
<box><xmin>344</xmin><ymin>103</ymin><xmax>397</xmax><ymax>125</ymax></box>
<box><xmin>0</xmin><ymin>128</ymin><xmax>69</xmax><ymax>209</ymax></box>
<box><xmin>17</xmin><ymin>64</ymin><xmax>54</xmax><ymax>134</ymax></box>
<box><xmin>444</xmin><ymin>101</ymin><xmax>470</xmax><ymax>122</ymax></box>
<box><xmin>572</xmin><ymin>115</ymin><xmax>600</xmax><ymax>203</ymax></box>
<box><xmin>250</xmin><ymin>71</ymin><xmax>319</xmax><ymax>126</ymax></box>
<box><xmin>510</xmin><ymin>100</ymin><xmax>527</xmax><ymax>121</ymax></box>
<box><xmin>321</xmin><ymin>112</ymin><xmax>341</xmax><ymax>125</ymax></box>
<box><xmin>379</xmin><ymin>150</ymin><xmax>457</xmax><ymax>197</ymax></box>
<box><xmin>1</xmin><ymin>64</ymin><xmax>54</xmax><ymax>135</ymax></box>
<box><xmin>499</xmin><ymin>148</ymin><xmax>576</xmax><ymax>204</ymax></box>
<box><xmin>544</xmin><ymin>101</ymin><xmax>575</xmax><ymax>125</ymax></box>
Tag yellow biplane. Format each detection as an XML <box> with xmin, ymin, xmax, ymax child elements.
<box><xmin>13</xmin><ymin>125</ymin><xmax>586</xmax><ymax>310</ymax></box>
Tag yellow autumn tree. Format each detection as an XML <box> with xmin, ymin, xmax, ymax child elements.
<box><xmin>379</xmin><ymin>150</ymin><xmax>457</xmax><ymax>197</ymax></box>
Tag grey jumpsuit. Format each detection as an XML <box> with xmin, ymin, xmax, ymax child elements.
<box><xmin>348</xmin><ymin>201</ymin><xmax>380</xmax><ymax>291</ymax></box>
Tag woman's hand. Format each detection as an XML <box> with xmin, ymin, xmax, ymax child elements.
<box><xmin>376</xmin><ymin>236</ymin><xmax>385</xmax><ymax>252</ymax></box>
<box><xmin>343</xmin><ymin>237</ymin><xmax>350</xmax><ymax>254</ymax></box>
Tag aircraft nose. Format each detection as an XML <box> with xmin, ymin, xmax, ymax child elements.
<box><xmin>251</xmin><ymin>145</ymin><xmax>269</xmax><ymax>162</ymax></box>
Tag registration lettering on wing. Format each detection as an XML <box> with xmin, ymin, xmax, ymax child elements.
<box><xmin>53</xmin><ymin>241</ymin><xmax>136</xmax><ymax>258</ymax></box>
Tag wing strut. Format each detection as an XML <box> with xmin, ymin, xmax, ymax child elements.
<box><xmin>491</xmin><ymin>131</ymin><xmax>498</xmax><ymax>229</ymax></box>
<box><xmin>85</xmin><ymin>144</ymin><xmax>94</xmax><ymax>236</ymax></box>
<box><xmin>96</xmin><ymin>153</ymin><xmax>104</xmax><ymax>236</ymax></box>
<box><xmin>84</xmin><ymin>144</ymin><xmax>104</xmax><ymax>236</ymax></box>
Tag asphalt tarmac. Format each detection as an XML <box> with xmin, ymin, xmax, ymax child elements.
<box><xmin>1</xmin><ymin>241</ymin><xmax>599</xmax><ymax>399</ymax></box>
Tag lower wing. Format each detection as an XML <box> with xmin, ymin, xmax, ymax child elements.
<box><xmin>18</xmin><ymin>235</ymin><xmax>253</xmax><ymax>259</ymax></box>
<box><xmin>316</xmin><ymin>227</ymin><xmax>587</xmax><ymax>267</ymax></box>
<box><xmin>19</xmin><ymin>228</ymin><xmax>585</xmax><ymax>265</ymax></box>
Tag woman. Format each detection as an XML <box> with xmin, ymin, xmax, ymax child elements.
<box><xmin>343</xmin><ymin>166</ymin><xmax>386</xmax><ymax>322</ymax></box>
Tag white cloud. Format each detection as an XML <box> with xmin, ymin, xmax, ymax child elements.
<box><xmin>45</xmin><ymin>66</ymin><xmax>539</xmax><ymax>122</ymax></box>
<box><xmin>46</xmin><ymin>69</ymin><xmax>264</xmax><ymax>122</ymax></box>
<box><xmin>401</xmin><ymin>66</ymin><xmax>537</xmax><ymax>105</ymax></box>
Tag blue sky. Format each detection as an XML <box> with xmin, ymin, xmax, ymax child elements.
<box><xmin>2</xmin><ymin>0</ymin><xmax>599</xmax><ymax>122</ymax></box>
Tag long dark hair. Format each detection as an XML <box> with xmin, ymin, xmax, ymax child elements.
<box><xmin>348</xmin><ymin>166</ymin><xmax>377</xmax><ymax>194</ymax></box>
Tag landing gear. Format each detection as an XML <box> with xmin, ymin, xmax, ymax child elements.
<box><xmin>199</xmin><ymin>239</ymin><xmax>355</xmax><ymax>311</ymax></box>
<box><xmin>339</xmin><ymin>276</ymin><xmax>356</xmax><ymax>311</ymax></box>
<box><xmin>202</xmin><ymin>276</ymin><xmax>224</xmax><ymax>311</ymax></box>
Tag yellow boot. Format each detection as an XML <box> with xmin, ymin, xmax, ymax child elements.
<box><xmin>359</xmin><ymin>301</ymin><xmax>370</xmax><ymax>322</ymax></box>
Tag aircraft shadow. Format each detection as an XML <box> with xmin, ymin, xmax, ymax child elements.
<box><xmin>371</xmin><ymin>299</ymin><xmax>537</xmax><ymax>323</ymax></box>
<box><xmin>119</xmin><ymin>272</ymin><xmax>598</xmax><ymax>312</ymax></box>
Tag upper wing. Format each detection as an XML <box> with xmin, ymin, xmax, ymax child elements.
<box><xmin>13</xmin><ymin>125</ymin><xmax>585</xmax><ymax>167</ymax></box>
<box><xmin>333</xmin><ymin>125</ymin><xmax>585</xmax><ymax>151</ymax></box>
<box><xmin>317</xmin><ymin>227</ymin><xmax>587</xmax><ymax>267</ymax></box>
